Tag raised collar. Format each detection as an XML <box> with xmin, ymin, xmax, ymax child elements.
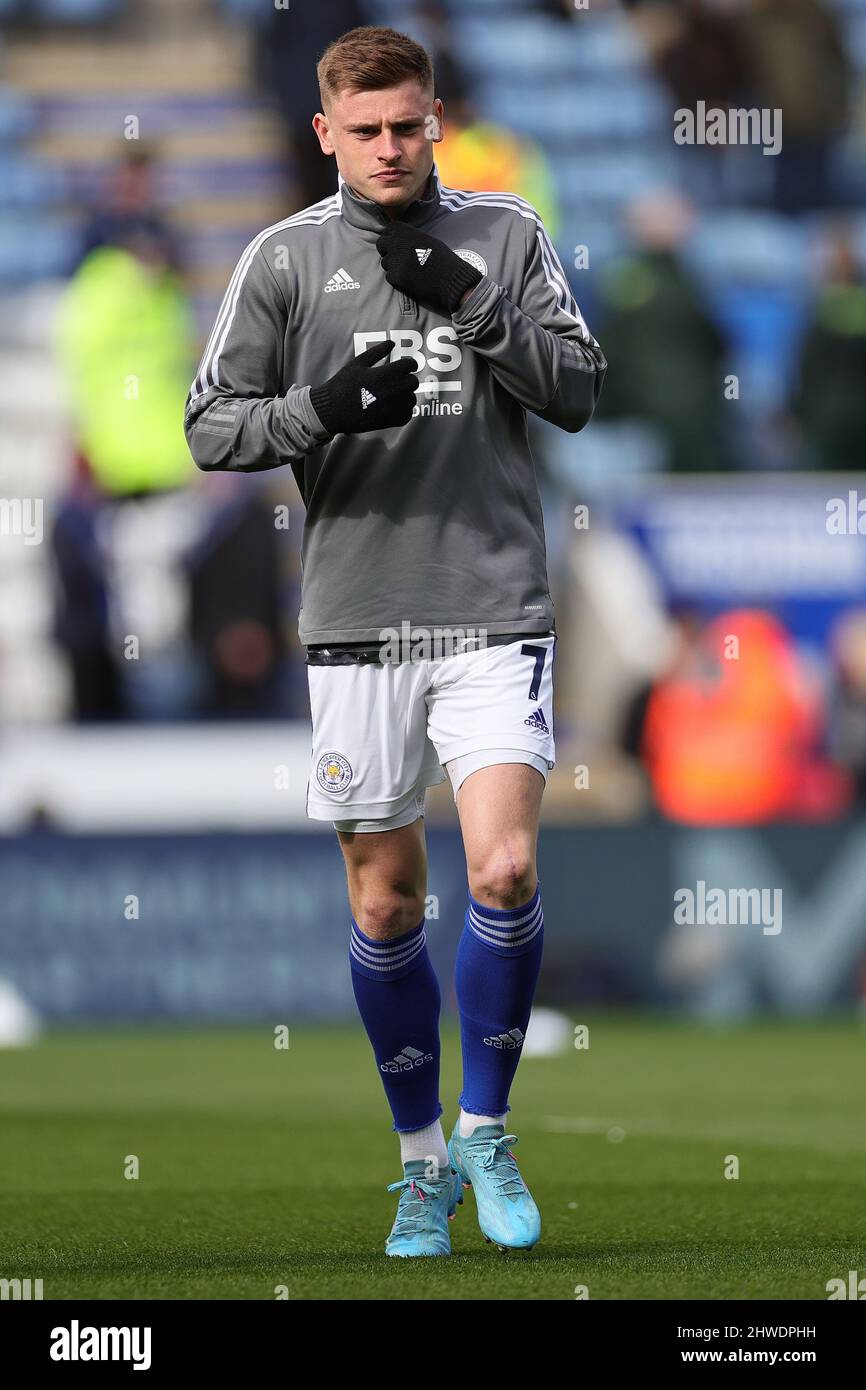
<box><xmin>337</xmin><ymin>162</ymin><xmax>443</xmax><ymax>233</ymax></box>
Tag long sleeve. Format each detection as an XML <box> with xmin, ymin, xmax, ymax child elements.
<box><xmin>451</xmin><ymin>210</ymin><xmax>607</xmax><ymax>433</ymax></box>
<box><xmin>184</xmin><ymin>242</ymin><xmax>331</xmax><ymax>473</ymax></box>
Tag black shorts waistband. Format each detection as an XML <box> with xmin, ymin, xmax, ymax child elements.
<box><xmin>305</xmin><ymin>630</ymin><xmax>555</xmax><ymax>666</ymax></box>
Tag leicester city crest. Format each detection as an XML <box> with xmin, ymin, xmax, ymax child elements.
<box><xmin>456</xmin><ymin>249</ymin><xmax>488</xmax><ymax>277</ymax></box>
<box><xmin>316</xmin><ymin>752</ymin><xmax>353</xmax><ymax>794</ymax></box>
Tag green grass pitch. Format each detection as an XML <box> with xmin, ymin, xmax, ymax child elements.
<box><xmin>1</xmin><ymin>1016</ymin><xmax>863</xmax><ymax>1300</ymax></box>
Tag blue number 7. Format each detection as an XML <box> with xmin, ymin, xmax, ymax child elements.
<box><xmin>520</xmin><ymin>644</ymin><xmax>547</xmax><ymax>702</ymax></box>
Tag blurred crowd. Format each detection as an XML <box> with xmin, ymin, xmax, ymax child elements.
<box><xmin>35</xmin><ymin>0</ymin><xmax>866</xmax><ymax>826</ymax></box>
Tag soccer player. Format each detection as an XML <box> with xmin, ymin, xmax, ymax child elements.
<box><xmin>185</xmin><ymin>26</ymin><xmax>606</xmax><ymax>1257</ymax></box>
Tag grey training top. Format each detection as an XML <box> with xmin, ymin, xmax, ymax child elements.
<box><xmin>184</xmin><ymin>163</ymin><xmax>606</xmax><ymax>646</ymax></box>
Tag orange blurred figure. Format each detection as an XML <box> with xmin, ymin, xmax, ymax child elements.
<box><xmin>641</xmin><ymin>609</ymin><xmax>849</xmax><ymax>824</ymax></box>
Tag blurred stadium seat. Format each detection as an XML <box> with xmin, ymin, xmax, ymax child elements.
<box><xmin>37</xmin><ymin>0</ymin><xmax>127</xmax><ymax>19</ymax></box>
<box><xmin>0</xmin><ymin>85</ymin><xmax>36</xmax><ymax>139</ymax></box>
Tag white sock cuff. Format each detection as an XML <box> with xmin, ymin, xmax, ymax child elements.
<box><xmin>458</xmin><ymin>1108</ymin><xmax>506</xmax><ymax>1138</ymax></box>
<box><xmin>399</xmin><ymin>1119</ymin><xmax>449</xmax><ymax>1173</ymax></box>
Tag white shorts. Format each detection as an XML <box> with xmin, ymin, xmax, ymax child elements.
<box><xmin>305</xmin><ymin>633</ymin><xmax>557</xmax><ymax>832</ymax></box>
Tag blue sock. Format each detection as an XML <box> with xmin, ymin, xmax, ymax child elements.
<box><xmin>350</xmin><ymin>917</ymin><xmax>442</xmax><ymax>1133</ymax></box>
<box><xmin>455</xmin><ymin>882</ymin><xmax>544</xmax><ymax>1117</ymax></box>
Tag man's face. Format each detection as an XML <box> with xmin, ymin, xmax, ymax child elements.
<box><xmin>312</xmin><ymin>81</ymin><xmax>443</xmax><ymax>213</ymax></box>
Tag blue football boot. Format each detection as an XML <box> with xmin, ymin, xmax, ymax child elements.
<box><xmin>385</xmin><ymin>1159</ymin><xmax>462</xmax><ymax>1257</ymax></box>
<box><xmin>447</xmin><ymin>1123</ymin><xmax>541</xmax><ymax>1250</ymax></box>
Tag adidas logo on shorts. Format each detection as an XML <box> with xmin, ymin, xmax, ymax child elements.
<box><xmin>524</xmin><ymin>707</ymin><xmax>550</xmax><ymax>735</ymax></box>
<box><xmin>483</xmin><ymin>1028</ymin><xmax>525</xmax><ymax>1050</ymax></box>
<box><xmin>380</xmin><ymin>1044</ymin><xmax>434</xmax><ymax>1073</ymax></box>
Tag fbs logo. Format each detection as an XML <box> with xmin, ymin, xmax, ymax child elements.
<box><xmin>354</xmin><ymin>327</ymin><xmax>462</xmax><ymax>375</ymax></box>
<box><xmin>324</xmin><ymin>268</ymin><xmax>360</xmax><ymax>293</ymax></box>
<box><xmin>353</xmin><ymin>329</ymin><xmax>465</xmax><ymax>417</ymax></box>
<box><xmin>380</xmin><ymin>1045</ymin><xmax>434</xmax><ymax>1073</ymax></box>
<box><xmin>483</xmin><ymin>1028</ymin><xmax>525</xmax><ymax>1050</ymax></box>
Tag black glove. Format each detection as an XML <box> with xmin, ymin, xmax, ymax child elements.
<box><xmin>309</xmin><ymin>339</ymin><xmax>419</xmax><ymax>436</ymax></box>
<box><xmin>376</xmin><ymin>220</ymin><xmax>483</xmax><ymax>317</ymax></box>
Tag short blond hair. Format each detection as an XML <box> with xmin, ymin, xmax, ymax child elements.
<box><xmin>317</xmin><ymin>26</ymin><xmax>434</xmax><ymax>113</ymax></box>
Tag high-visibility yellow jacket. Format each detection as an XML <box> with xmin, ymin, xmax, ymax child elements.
<box><xmin>58</xmin><ymin>246</ymin><xmax>196</xmax><ymax>494</ymax></box>
<box><xmin>434</xmin><ymin>121</ymin><xmax>560</xmax><ymax>241</ymax></box>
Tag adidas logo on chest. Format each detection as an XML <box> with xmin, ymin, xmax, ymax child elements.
<box><xmin>324</xmin><ymin>267</ymin><xmax>361</xmax><ymax>293</ymax></box>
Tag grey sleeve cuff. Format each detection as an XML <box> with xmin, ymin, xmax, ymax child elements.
<box><xmin>290</xmin><ymin>383</ymin><xmax>335</xmax><ymax>445</ymax></box>
<box><xmin>451</xmin><ymin>275</ymin><xmax>504</xmax><ymax>328</ymax></box>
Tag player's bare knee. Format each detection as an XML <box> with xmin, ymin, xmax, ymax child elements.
<box><xmin>469</xmin><ymin>849</ymin><xmax>536</xmax><ymax>910</ymax></box>
<box><xmin>353</xmin><ymin>890</ymin><xmax>427</xmax><ymax>941</ymax></box>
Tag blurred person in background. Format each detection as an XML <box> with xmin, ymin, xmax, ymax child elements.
<box><xmin>255</xmin><ymin>0</ymin><xmax>371</xmax><ymax>209</ymax></box>
<box><xmin>592</xmin><ymin>190</ymin><xmax>732</xmax><ymax>472</ymax></box>
<box><xmin>53</xmin><ymin>148</ymin><xmax>286</xmax><ymax>721</ymax></box>
<box><xmin>640</xmin><ymin>608</ymin><xmax>850</xmax><ymax>823</ymax></box>
<box><xmin>432</xmin><ymin>92</ymin><xmax>561</xmax><ymax>241</ymax></box>
<box><xmin>54</xmin><ymin>216</ymin><xmax>198</xmax><ymax>720</ymax></box>
<box><xmin>74</xmin><ymin>141</ymin><xmax>182</xmax><ymax>273</ymax></box>
<box><xmin>631</xmin><ymin>0</ymin><xmax>751</xmax><ymax>119</ymax></box>
<box><xmin>628</xmin><ymin>0</ymin><xmax>850</xmax><ymax>211</ymax></box>
<box><xmin>641</xmin><ymin>0</ymin><xmax>752</xmax><ymax>204</ymax></box>
<box><xmin>184</xmin><ymin>475</ymin><xmax>287</xmax><ymax>720</ymax></box>
<box><xmin>792</xmin><ymin>226</ymin><xmax>866</xmax><ymax>471</ymax></box>
<box><xmin>740</xmin><ymin>0</ymin><xmax>851</xmax><ymax>213</ymax></box>
<box><xmin>656</xmin><ymin>0</ymin><xmax>751</xmax><ymax>115</ymax></box>
<box><xmin>829</xmin><ymin>609</ymin><xmax>866</xmax><ymax>807</ymax></box>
